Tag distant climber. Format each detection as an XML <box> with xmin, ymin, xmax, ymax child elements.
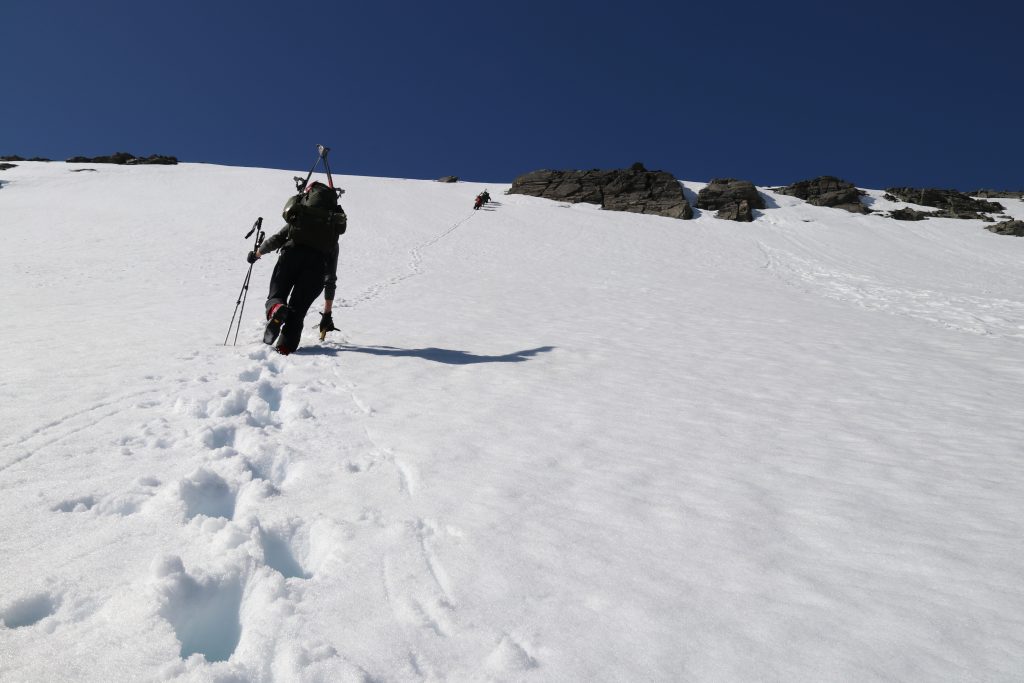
<box><xmin>246</xmin><ymin>181</ymin><xmax>346</xmax><ymax>354</ymax></box>
<box><xmin>474</xmin><ymin>189</ymin><xmax>491</xmax><ymax>210</ymax></box>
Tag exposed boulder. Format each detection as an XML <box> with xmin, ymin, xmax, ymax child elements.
<box><xmin>65</xmin><ymin>152</ymin><xmax>178</xmax><ymax>165</ymax></box>
<box><xmin>716</xmin><ymin>200</ymin><xmax>753</xmax><ymax>222</ymax></box>
<box><xmin>436</xmin><ymin>175</ymin><xmax>459</xmax><ymax>183</ymax></box>
<box><xmin>696</xmin><ymin>178</ymin><xmax>765</xmax><ymax>222</ymax></box>
<box><xmin>986</xmin><ymin>219</ymin><xmax>1024</xmax><ymax>236</ymax></box>
<box><xmin>890</xmin><ymin>207</ymin><xmax>935</xmax><ymax>221</ymax></box>
<box><xmin>511</xmin><ymin>169</ymin><xmax>603</xmax><ymax>204</ymax></box>
<box><xmin>773</xmin><ymin>176</ymin><xmax>868</xmax><ymax>213</ymax></box>
<box><xmin>696</xmin><ymin>178</ymin><xmax>766</xmax><ymax>212</ymax></box>
<box><xmin>0</xmin><ymin>163</ymin><xmax>16</xmax><ymax>171</ymax></box>
<box><xmin>883</xmin><ymin>187</ymin><xmax>1003</xmax><ymax>219</ymax></box>
<box><xmin>508</xmin><ymin>165</ymin><xmax>692</xmax><ymax>219</ymax></box>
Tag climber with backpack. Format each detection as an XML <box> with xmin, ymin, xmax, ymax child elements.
<box><xmin>246</xmin><ymin>146</ymin><xmax>347</xmax><ymax>355</ymax></box>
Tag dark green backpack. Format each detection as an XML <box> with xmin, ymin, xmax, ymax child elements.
<box><xmin>282</xmin><ymin>181</ymin><xmax>347</xmax><ymax>254</ymax></box>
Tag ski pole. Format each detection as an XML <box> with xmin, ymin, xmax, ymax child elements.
<box><xmin>235</xmin><ymin>221</ymin><xmax>265</xmax><ymax>345</ymax></box>
<box><xmin>224</xmin><ymin>217</ymin><xmax>264</xmax><ymax>345</ymax></box>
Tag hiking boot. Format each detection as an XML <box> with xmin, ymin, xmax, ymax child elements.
<box><xmin>263</xmin><ymin>304</ymin><xmax>292</xmax><ymax>345</ymax></box>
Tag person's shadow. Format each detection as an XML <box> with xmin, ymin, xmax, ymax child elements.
<box><xmin>295</xmin><ymin>344</ymin><xmax>555</xmax><ymax>364</ymax></box>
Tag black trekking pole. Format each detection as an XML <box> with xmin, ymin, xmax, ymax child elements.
<box><xmin>224</xmin><ymin>217</ymin><xmax>265</xmax><ymax>346</ymax></box>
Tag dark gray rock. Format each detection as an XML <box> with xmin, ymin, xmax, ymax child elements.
<box><xmin>130</xmin><ymin>154</ymin><xmax>178</xmax><ymax>165</ymax></box>
<box><xmin>436</xmin><ymin>176</ymin><xmax>459</xmax><ymax>183</ymax></box>
<box><xmin>715</xmin><ymin>200</ymin><xmax>753</xmax><ymax>222</ymax></box>
<box><xmin>890</xmin><ymin>207</ymin><xmax>935</xmax><ymax>221</ymax></box>
<box><xmin>971</xmin><ymin>189</ymin><xmax>1024</xmax><ymax>199</ymax></box>
<box><xmin>71</xmin><ymin>152</ymin><xmax>134</xmax><ymax>164</ymax></box>
<box><xmin>986</xmin><ymin>219</ymin><xmax>1024</xmax><ymax>236</ymax></box>
<box><xmin>511</xmin><ymin>169</ymin><xmax>605</xmax><ymax>204</ymax></box>
<box><xmin>774</xmin><ymin>176</ymin><xmax>868</xmax><ymax>213</ymax></box>
<box><xmin>508</xmin><ymin>166</ymin><xmax>692</xmax><ymax>219</ymax></box>
<box><xmin>696</xmin><ymin>178</ymin><xmax>766</xmax><ymax>212</ymax></box>
<box><xmin>884</xmin><ymin>187</ymin><xmax>1003</xmax><ymax>219</ymax></box>
<box><xmin>65</xmin><ymin>152</ymin><xmax>177</xmax><ymax>165</ymax></box>
<box><xmin>0</xmin><ymin>163</ymin><xmax>16</xmax><ymax>171</ymax></box>
<box><xmin>0</xmin><ymin>155</ymin><xmax>25</xmax><ymax>161</ymax></box>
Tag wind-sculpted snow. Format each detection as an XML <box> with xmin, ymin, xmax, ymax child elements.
<box><xmin>0</xmin><ymin>162</ymin><xmax>1023</xmax><ymax>680</ymax></box>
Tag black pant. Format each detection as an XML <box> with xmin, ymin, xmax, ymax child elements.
<box><xmin>265</xmin><ymin>246</ymin><xmax>327</xmax><ymax>351</ymax></box>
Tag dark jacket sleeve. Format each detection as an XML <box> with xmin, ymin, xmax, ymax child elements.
<box><xmin>324</xmin><ymin>240</ymin><xmax>339</xmax><ymax>300</ymax></box>
<box><xmin>260</xmin><ymin>225</ymin><xmax>292</xmax><ymax>254</ymax></box>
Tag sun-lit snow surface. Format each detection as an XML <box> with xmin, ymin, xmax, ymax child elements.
<box><xmin>1</xmin><ymin>161</ymin><xmax>1023</xmax><ymax>681</ymax></box>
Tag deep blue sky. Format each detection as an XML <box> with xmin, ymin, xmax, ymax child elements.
<box><xmin>3</xmin><ymin>1</ymin><xmax>1021</xmax><ymax>189</ymax></box>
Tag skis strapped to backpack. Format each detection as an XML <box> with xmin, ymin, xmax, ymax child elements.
<box><xmin>293</xmin><ymin>144</ymin><xmax>344</xmax><ymax>195</ymax></box>
<box><xmin>284</xmin><ymin>145</ymin><xmax>348</xmax><ymax>253</ymax></box>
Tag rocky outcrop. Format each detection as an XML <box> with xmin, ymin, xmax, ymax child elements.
<box><xmin>890</xmin><ymin>207</ymin><xmax>935</xmax><ymax>221</ymax></box>
<box><xmin>986</xmin><ymin>219</ymin><xmax>1024</xmax><ymax>236</ymax></box>
<box><xmin>0</xmin><ymin>163</ymin><xmax>16</xmax><ymax>171</ymax></box>
<box><xmin>696</xmin><ymin>178</ymin><xmax>764</xmax><ymax>221</ymax></box>
<box><xmin>65</xmin><ymin>152</ymin><xmax>178</xmax><ymax>165</ymax></box>
<box><xmin>2</xmin><ymin>155</ymin><xmax>51</xmax><ymax>161</ymax></box>
<box><xmin>972</xmin><ymin>190</ymin><xmax>1024</xmax><ymax>199</ymax></box>
<box><xmin>508</xmin><ymin>164</ymin><xmax>692</xmax><ymax>219</ymax></box>
<box><xmin>436</xmin><ymin>175</ymin><xmax>459</xmax><ymax>183</ymax></box>
<box><xmin>696</xmin><ymin>178</ymin><xmax>766</xmax><ymax>211</ymax></box>
<box><xmin>773</xmin><ymin>176</ymin><xmax>868</xmax><ymax>213</ymax></box>
<box><xmin>883</xmin><ymin>187</ymin><xmax>1003</xmax><ymax>219</ymax></box>
<box><xmin>716</xmin><ymin>200</ymin><xmax>753</xmax><ymax>222</ymax></box>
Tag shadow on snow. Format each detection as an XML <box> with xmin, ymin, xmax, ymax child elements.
<box><xmin>294</xmin><ymin>344</ymin><xmax>556</xmax><ymax>364</ymax></box>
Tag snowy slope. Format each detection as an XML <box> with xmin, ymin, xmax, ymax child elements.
<box><xmin>1</xmin><ymin>161</ymin><xmax>1023</xmax><ymax>682</ymax></box>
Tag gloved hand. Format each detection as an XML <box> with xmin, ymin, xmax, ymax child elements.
<box><xmin>247</xmin><ymin>250</ymin><xmax>260</xmax><ymax>264</ymax></box>
<box><xmin>319</xmin><ymin>311</ymin><xmax>339</xmax><ymax>334</ymax></box>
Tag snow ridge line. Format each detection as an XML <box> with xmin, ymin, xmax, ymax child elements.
<box><xmin>337</xmin><ymin>211</ymin><xmax>477</xmax><ymax>308</ymax></box>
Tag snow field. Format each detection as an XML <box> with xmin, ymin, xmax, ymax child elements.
<box><xmin>1</xmin><ymin>161</ymin><xmax>1023</xmax><ymax>681</ymax></box>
